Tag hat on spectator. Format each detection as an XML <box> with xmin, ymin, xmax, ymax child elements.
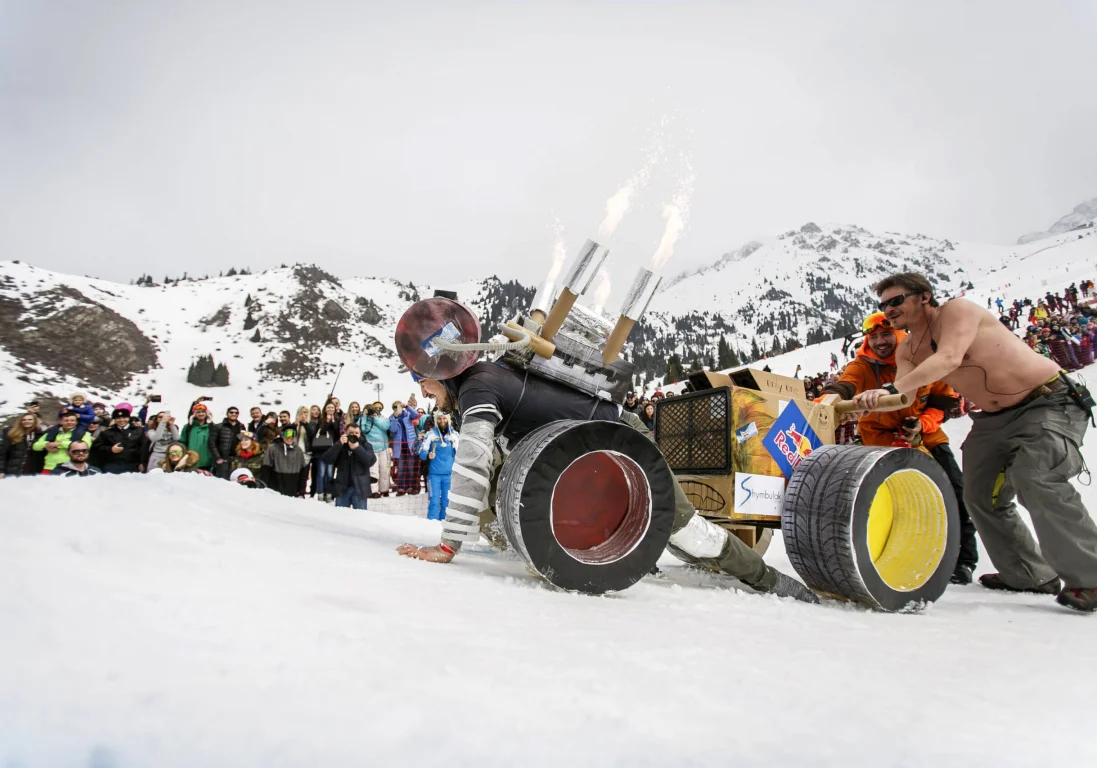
<box><xmin>112</xmin><ymin>408</ymin><xmax>131</xmax><ymax>419</ymax></box>
<box><xmin>192</xmin><ymin>403</ymin><xmax>208</xmax><ymax>412</ymax></box>
<box><xmin>229</xmin><ymin>468</ymin><xmax>254</xmax><ymax>483</ymax></box>
<box><xmin>627</xmin><ymin>391</ymin><xmax>636</xmax><ymax>397</ymax></box>
<box><xmin>653</xmin><ymin>391</ymin><xmax>664</xmax><ymax>398</ymax></box>
<box><xmin>115</xmin><ymin>402</ymin><xmax>134</xmax><ymax>414</ymax></box>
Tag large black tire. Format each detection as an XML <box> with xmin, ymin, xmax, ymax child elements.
<box><xmin>496</xmin><ymin>419</ymin><xmax>677</xmax><ymax>594</ymax></box>
<box><xmin>782</xmin><ymin>445</ymin><xmax>960</xmax><ymax>612</ymax></box>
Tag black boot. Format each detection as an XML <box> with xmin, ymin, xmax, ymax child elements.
<box><xmin>979</xmin><ymin>573</ymin><xmax>1062</xmax><ymax>594</ymax></box>
<box><xmin>1056</xmin><ymin>588</ymin><xmax>1097</xmax><ymax>613</ymax></box>
<box><xmin>950</xmin><ymin>564</ymin><xmax>974</xmax><ymax>585</ymax></box>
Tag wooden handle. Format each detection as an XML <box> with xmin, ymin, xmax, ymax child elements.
<box><xmin>834</xmin><ymin>392</ymin><xmax>912</xmax><ymax>414</ymax></box>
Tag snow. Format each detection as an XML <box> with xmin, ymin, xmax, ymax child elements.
<box><xmin>5</xmin><ymin>218</ymin><xmax>1097</xmax><ymax>765</ymax></box>
<box><xmin>4</xmin><ymin>400</ymin><xmax>1097</xmax><ymax>767</ymax></box>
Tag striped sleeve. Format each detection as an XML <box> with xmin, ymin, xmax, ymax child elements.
<box><xmin>440</xmin><ymin>415</ymin><xmax>498</xmax><ymax>550</ymax></box>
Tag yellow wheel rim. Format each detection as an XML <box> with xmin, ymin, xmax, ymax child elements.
<box><xmin>866</xmin><ymin>469</ymin><xmax>948</xmax><ymax>592</ymax></box>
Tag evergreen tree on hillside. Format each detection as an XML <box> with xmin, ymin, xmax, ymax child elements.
<box><xmin>749</xmin><ymin>336</ymin><xmax>763</xmax><ymax>362</ymax></box>
<box><xmin>666</xmin><ymin>353</ymin><xmax>685</xmax><ymax>384</ymax></box>
<box><xmin>213</xmin><ymin>362</ymin><xmax>230</xmax><ymax>387</ymax></box>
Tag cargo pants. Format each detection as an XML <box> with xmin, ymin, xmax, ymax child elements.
<box><xmin>961</xmin><ymin>390</ymin><xmax>1097</xmax><ymax>589</ymax></box>
<box><xmin>479</xmin><ymin>412</ymin><xmax>771</xmax><ymax>588</ymax></box>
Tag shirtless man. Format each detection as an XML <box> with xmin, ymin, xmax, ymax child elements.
<box><xmin>853</xmin><ymin>272</ymin><xmax>1097</xmax><ymax>612</ymax></box>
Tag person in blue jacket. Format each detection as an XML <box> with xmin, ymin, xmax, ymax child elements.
<box><xmin>418</xmin><ymin>411</ymin><xmax>457</xmax><ymax>521</ymax></box>
<box><xmin>60</xmin><ymin>392</ymin><xmax>97</xmax><ymax>431</ymax></box>
<box><xmin>416</xmin><ymin>414</ymin><xmax>456</xmax><ymax>522</ymax></box>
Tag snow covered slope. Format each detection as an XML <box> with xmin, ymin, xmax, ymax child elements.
<box><xmin>1017</xmin><ymin>196</ymin><xmax>1097</xmax><ymax>244</ymax></box>
<box><xmin>3</xmin><ymin>418</ymin><xmax>1095</xmax><ymax>766</ymax></box>
<box><xmin>0</xmin><ymin>261</ymin><xmax>527</xmax><ymax>419</ymax></box>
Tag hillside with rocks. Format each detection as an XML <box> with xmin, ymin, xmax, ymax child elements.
<box><xmin>3</xmin><ymin>212</ymin><xmax>1095</xmax><ymax>415</ymax></box>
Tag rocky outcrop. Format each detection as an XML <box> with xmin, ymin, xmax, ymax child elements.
<box><xmin>0</xmin><ymin>286</ymin><xmax>158</xmax><ymax>390</ymax></box>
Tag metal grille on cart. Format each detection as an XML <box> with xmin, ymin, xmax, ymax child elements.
<box><xmin>654</xmin><ymin>387</ymin><xmax>731</xmax><ymax>475</ymax></box>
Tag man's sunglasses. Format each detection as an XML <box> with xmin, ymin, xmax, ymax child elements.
<box><xmin>69</xmin><ymin>449</ymin><xmax>89</xmax><ymax>455</ymax></box>
<box><xmin>228</xmin><ymin>410</ymin><xmax>239</xmax><ymax>415</ymax></box>
<box><xmin>877</xmin><ymin>291</ymin><xmax>921</xmax><ymax>311</ymax></box>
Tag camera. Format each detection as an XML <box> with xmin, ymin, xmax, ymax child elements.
<box><xmin>149</xmin><ymin>394</ymin><xmax>162</xmax><ymax>403</ymax></box>
<box><xmin>347</xmin><ymin>433</ymin><xmax>359</xmax><ymax>444</ymax></box>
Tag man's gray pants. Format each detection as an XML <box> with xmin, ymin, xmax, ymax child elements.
<box><xmin>618</xmin><ymin>410</ymin><xmax>770</xmax><ymax>587</ymax></box>
<box><xmin>962</xmin><ymin>390</ymin><xmax>1097</xmax><ymax>588</ymax></box>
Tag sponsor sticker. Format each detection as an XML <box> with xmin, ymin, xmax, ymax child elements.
<box><xmin>762</xmin><ymin>400</ymin><xmax>822</xmax><ymax>478</ymax></box>
<box><xmin>734</xmin><ymin>472</ymin><xmax>786</xmax><ymax>517</ymax></box>
<box><xmin>735</xmin><ymin>421</ymin><xmax>759</xmax><ymax>444</ymax></box>
<box><xmin>421</xmin><ymin>322</ymin><xmax>461</xmax><ymax>357</ymax></box>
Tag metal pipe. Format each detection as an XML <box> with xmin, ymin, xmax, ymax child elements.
<box><xmin>530</xmin><ymin>280</ymin><xmax>557</xmax><ymax>323</ymax></box>
<box><xmin>540</xmin><ymin>239</ymin><xmax>610</xmax><ymax>343</ymax></box>
<box><xmin>563</xmin><ymin>239</ymin><xmax>610</xmax><ymax>295</ymax></box>
<box><xmin>602</xmin><ymin>267</ymin><xmax>662</xmax><ymax>365</ymax></box>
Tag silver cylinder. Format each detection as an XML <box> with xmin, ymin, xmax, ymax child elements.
<box><xmin>530</xmin><ymin>280</ymin><xmax>558</xmax><ymax>315</ymax></box>
<box><xmin>619</xmin><ymin>267</ymin><xmax>662</xmax><ymax>320</ymax></box>
<box><xmin>562</xmin><ymin>239</ymin><xmax>610</xmax><ymax>295</ymax></box>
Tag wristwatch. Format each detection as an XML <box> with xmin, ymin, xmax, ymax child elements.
<box><xmin>882</xmin><ymin>383</ymin><xmax>899</xmax><ymax>395</ymax></box>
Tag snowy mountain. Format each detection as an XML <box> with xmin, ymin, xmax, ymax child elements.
<box><xmin>1017</xmin><ymin>196</ymin><xmax>1097</xmax><ymax>244</ymax></box>
<box><xmin>0</xmin><ymin>261</ymin><xmax>532</xmax><ymax>419</ymax></box>
<box><xmin>4</xmin><ymin>215</ymin><xmax>1095</xmax><ymax>416</ymax></box>
<box><xmin>631</xmin><ymin>222</ymin><xmax>1010</xmax><ymax>383</ymax></box>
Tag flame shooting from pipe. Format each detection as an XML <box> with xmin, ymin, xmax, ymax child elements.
<box><xmin>545</xmin><ymin>217</ymin><xmax>568</xmax><ymax>282</ymax></box>
<box><xmin>591</xmin><ymin>268</ymin><xmax>612</xmax><ymax>314</ymax></box>
<box><xmin>597</xmin><ymin>118</ymin><xmax>668</xmax><ymax>241</ymax></box>
<box><xmin>650</xmin><ymin>154</ymin><xmax>695</xmax><ymax>271</ymax></box>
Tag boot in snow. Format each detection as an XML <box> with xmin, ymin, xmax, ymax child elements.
<box><xmin>979</xmin><ymin>573</ymin><xmax>1062</xmax><ymax>594</ymax></box>
<box><xmin>751</xmin><ymin>566</ymin><xmax>820</xmax><ymax>604</ymax></box>
<box><xmin>1056</xmin><ymin>588</ymin><xmax>1097</xmax><ymax>613</ymax></box>
<box><xmin>950</xmin><ymin>564</ymin><xmax>974</xmax><ymax>585</ymax></box>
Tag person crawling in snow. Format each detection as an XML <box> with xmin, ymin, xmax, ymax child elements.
<box><xmin>396</xmin><ymin>361</ymin><xmax>818</xmax><ymax>604</ymax></box>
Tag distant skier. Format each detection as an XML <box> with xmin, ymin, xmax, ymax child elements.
<box><xmin>829</xmin><ymin>352</ymin><xmax>838</xmax><ymax>371</ymax></box>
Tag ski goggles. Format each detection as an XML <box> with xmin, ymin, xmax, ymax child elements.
<box><xmin>282</xmin><ymin>428</ymin><xmax>296</xmax><ymax>439</ymax></box>
<box><xmin>862</xmin><ymin>312</ymin><xmax>894</xmax><ymax>334</ymax></box>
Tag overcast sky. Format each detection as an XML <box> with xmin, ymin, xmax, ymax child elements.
<box><xmin>2</xmin><ymin>1</ymin><xmax>1095</xmax><ymax>296</ymax></box>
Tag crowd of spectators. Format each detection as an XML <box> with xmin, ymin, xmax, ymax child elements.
<box><xmin>0</xmin><ymin>391</ymin><xmax>459</xmax><ymax>520</ymax></box>
<box><xmin>997</xmin><ymin>280</ymin><xmax>1097</xmax><ymax>372</ymax></box>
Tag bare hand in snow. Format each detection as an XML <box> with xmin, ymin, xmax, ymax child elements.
<box><xmin>396</xmin><ymin>543</ymin><xmax>455</xmax><ymax>563</ymax></box>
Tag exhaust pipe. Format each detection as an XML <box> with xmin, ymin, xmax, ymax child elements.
<box><xmin>540</xmin><ymin>239</ymin><xmax>609</xmax><ymax>343</ymax></box>
<box><xmin>602</xmin><ymin>267</ymin><xmax>661</xmax><ymax>365</ymax></box>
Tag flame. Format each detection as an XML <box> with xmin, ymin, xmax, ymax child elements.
<box><xmin>649</xmin><ymin>156</ymin><xmax>695</xmax><ymax>270</ymax></box>
<box><xmin>546</xmin><ymin>217</ymin><xmax>567</xmax><ymax>282</ymax></box>
<box><xmin>591</xmin><ymin>268</ymin><xmax>612</xmax><ymax>313</ymax></box>
<box><xmin>597</xmin><ymin>119</ymin><xmax>667</xmax><ymax>240</ymax></box>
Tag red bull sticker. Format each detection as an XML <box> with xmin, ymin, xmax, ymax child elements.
<box><xmin>762</xmin><ymin>400</ymin><xmax>822</xmax><ymax>478</ymax></box>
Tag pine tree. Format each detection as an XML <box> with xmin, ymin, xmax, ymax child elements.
<box><xmin>666</xmin><ymin>353</ymin><xmax>685</xmax><ymax>383</ymax></box>
<box><xmin>250</xmin><ymin>328</ymin><xmax>261</xmax><ymax>343</ymax></box>
<box><xmin>213</xmin><ymin>362</ymin><xmax>230</xmax><ymax>387</ymax></box>
<box><xmin>750</xmin><ymin>336</ymin><xmax>762</xmax><ymax>362</ymax></box>
<box><xmin>243</xmin><ymin>310</ymin><xmax>258</xmax><ymax>330</ymax></box>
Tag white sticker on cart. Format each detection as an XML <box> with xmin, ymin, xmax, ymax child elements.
<box><xmin>734</xmin><ymin>472</ymin><xmax>785</xmax><ymax>517</ymax></box>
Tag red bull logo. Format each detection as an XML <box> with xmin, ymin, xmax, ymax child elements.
<box><xmin>763</xmin><ymin>401</ymin><xmax>821</xmax><ymax>478</ymax></box>
<box><xmin>773</xmin><ymin>423</ymin><xmax>813</xmax><ymax>468</ymax></box>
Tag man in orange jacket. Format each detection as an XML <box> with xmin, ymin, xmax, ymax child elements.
<box><xmin>819</xmin><ymin>312</ymin><xmax>980</xmax><ymax>583</ymax></box>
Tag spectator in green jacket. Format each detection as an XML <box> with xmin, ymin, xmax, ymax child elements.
<box><xmin>179</xmin><ymin>404</ymin><xmax>214</xmax><ymax>470</ymax></box>
<box><xmin>32</xmin><ymin>411</ymin><xmax>90</xmax><ymax>473</ymax></box>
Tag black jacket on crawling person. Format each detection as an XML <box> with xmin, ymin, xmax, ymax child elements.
<box><xmin>448</xmin><ymin>362</ymin><xmax>620</xmax><ymax>444</ymax></box>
